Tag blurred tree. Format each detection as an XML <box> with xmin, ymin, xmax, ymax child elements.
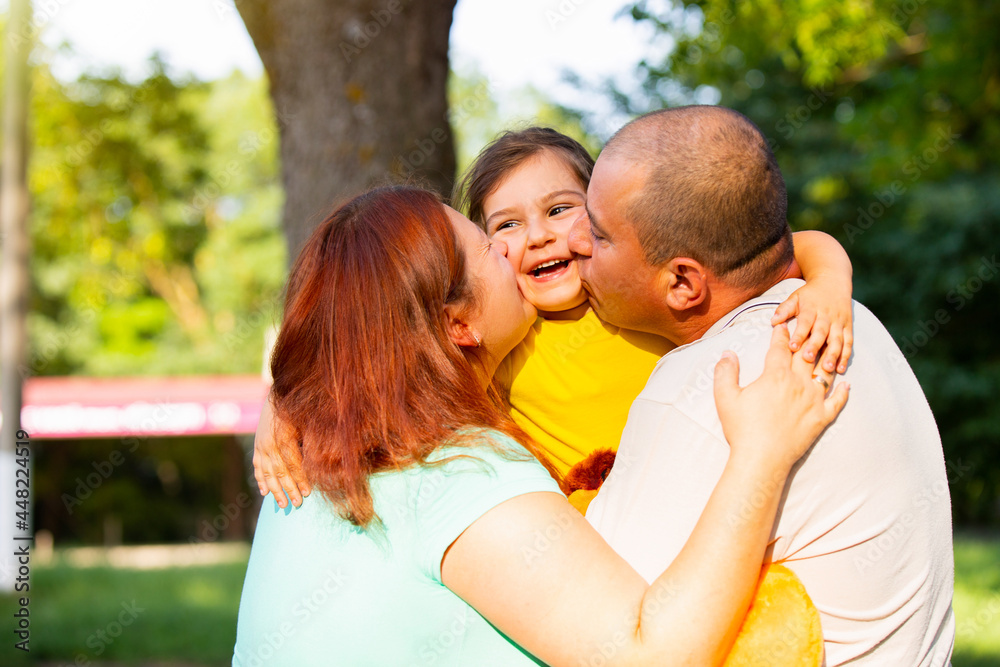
<box><xmin>25</xmin><ymin>58</ymin><xmax>285</xmax><ymax>376</ymax></box>
<box><xmin>619</xmin><ymin>0</ymin><xmax>1000</xmax><ymax>524</ymax></box>
<box><xmin>236</xmin><ymin>0</ymin><xmax>458</xmax><ymax>258</ymax></box>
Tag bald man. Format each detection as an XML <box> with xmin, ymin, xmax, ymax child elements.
<box><xmin>569</xmin><ymin>106</ymin><xmax>955</xmax><ymax>665</ymax></box>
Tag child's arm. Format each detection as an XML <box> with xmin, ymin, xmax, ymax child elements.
<box><xmin>253</xmin><ymin>393</ymin><xmax>310</xmax><ymax>508</ymax></box>
<box><xmin>774</xmin><ymin>230</ymin><xmax>854</xmax><ymax>375</ymax></box>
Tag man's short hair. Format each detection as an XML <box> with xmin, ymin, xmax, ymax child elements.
<box><xmin>605</xmin><ymin>105</ymin><xmax>793</xmax><ymax>290</ymax></box>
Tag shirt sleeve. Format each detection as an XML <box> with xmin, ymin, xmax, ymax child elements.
<box><xmin>411</xmin><ymin>432</ymin><xmax>564</xmax><ymax>582</ymax></box>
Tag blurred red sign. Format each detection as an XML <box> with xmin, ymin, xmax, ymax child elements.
<box><xmin>10</xmin><ymin>376</ymin><xmax>269</xmax><ymax>439</ymax></box>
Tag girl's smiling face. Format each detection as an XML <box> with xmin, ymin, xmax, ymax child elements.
<box><xmin>482</xmin><ymin>150</ymin><xmax>590</xmax><ymax>316</ymax></box>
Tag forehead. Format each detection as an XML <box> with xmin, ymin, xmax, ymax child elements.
<box><xmin>445</xmin><ymin>205</ymin><xmax>482</xmax><ymax>242</ymax></box>
<box><xmin>588</xmin><ymin>153</ymin><xmax>645</xmax><ymax>224</ymax></box>
<box><xmin>489</xmin><ymin>150</ymin><xmax>587</xmax><ymax>200</ymax></box>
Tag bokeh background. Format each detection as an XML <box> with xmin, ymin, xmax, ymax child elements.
<box><xmin>0</xmin><ymin>0</ymin><xmax>998</xmax><ymax>664</ymax></box>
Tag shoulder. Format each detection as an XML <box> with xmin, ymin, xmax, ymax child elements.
<box><xmin>644</xmin><ymin>323</ymin><xmax>765</xmax><ymax>398</ymax></box>
<box><xmin>637</xmin><ymin>311</ymin><xmax>777</xmax><ymax>429</ymax></box>
<box><xmin>410</xmin><ymin>430</ymin><xmax>563</xmax><ymax>580</ymax></box>
<box><xmin>421</xmin><ymin>430</ymin><xmax>556</xmax><ymax>490</ymax></box>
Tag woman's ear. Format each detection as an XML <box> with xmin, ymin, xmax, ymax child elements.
<box><xmin>661</xmin><ymin>257</ymin><xmax>709</xmax><ymax>311</ymax></box>
<box><xmin>444</xmin><ymin>303</ymin><xmax>480</xmax><ymax>348</ymax></box>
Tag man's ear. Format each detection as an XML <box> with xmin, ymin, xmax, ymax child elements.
<box><xmin>443</xmin><ymin>303</ymin><xmax>480</xmax><ymax>348</ymax></box>
<box><xmin>660</xmin><ymin>257</ymin><xmax>709</xmax><ymax>311</ymax></box>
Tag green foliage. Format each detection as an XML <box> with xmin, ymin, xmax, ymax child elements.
<box><xmin>630</xmin><ymin>0</ymin><xmax>907</xmax><ymax>86</ymax></box>
<box><xmin>449</xmin><ymin>65</ymin><xmax>505</xmax><ymax>179</ymax></box>
<box><xmin>620</xmin><ymin>0</ymin><xmax>1000</xmax><ymax>524</ymax></box>
<box><xmin>14</xmin><ymin>51</ymin><xmax>286</xmax><ymax>378</ymax></box>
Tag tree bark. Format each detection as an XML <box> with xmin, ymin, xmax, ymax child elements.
<box><xmin>237</xmin><ymin>0</ymin><xmax>459</xmax><ymax>259</ymax></box>
<box><xmin>0</xmin><ymin>0</ymin><xmax>33</xmax><ymax>593</ymax></box>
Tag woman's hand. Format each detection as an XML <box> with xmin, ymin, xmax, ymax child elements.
<box><xmin>714</xmin><ymin>324</ymin><xmax>850</xmax><ymax>471</ymax></box>
<box><xmin>253</xmin><ymin>396</ymin><xmax>310</xmax><ymax>508</ymax></box>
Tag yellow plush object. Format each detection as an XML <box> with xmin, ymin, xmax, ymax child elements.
<box><xmin>723</xmin><ymin>563</ymin><xmax>824</xmax><ymax>667</ymax></box>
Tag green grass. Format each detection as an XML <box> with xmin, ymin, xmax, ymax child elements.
<box><xmin>2</xmin><ymin>533</ymin><xmax>998</xmax><ymax>665</ymax></box>
<box><xmin>2</xmin><ymin>555</ymin><xmax>249</xmax><ymax>666</ymax></box>
<box><xmin>952</xmin><ymin>532</ymin><xmax>1000</xmax><ymax>667</ymax></box>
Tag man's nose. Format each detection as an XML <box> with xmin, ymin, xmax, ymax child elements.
<box><xmin>568</xmin><ymin>213</ymin><xmax>592</xmax><ymax>257</ymax></box>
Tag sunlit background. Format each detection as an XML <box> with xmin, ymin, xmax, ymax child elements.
<box><xmin>1</xmin><ymin>0</ymin><xmax>998</xmax><ymax>664</ymax></box>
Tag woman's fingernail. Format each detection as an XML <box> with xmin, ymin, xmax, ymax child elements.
<box><xmin>790</xmin><ymin>342</ymin><xmax>799</xmax><ymax>351</ymax></box>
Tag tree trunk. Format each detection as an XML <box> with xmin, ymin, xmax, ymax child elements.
<box><xmin>237</xmin><ymin>0</ymin><xmax>459</xmax><ymax>259</ymax></box>
<box><xmin>0</xmin><ymin>0</ymin><xmax>33</xmax><ymax>593</ymax></box>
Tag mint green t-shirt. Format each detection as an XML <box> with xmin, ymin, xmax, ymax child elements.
<box><xmin>232</xmin><ymin>434</ymin><xmax>562</xmax><ymax>666</ymax></box>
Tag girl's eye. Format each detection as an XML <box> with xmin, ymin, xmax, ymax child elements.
<box><xmin>549</xmin><ymin>205</ymin><xmax>572</xmax><ymax>216</ymax></box>
<box><xmin>496</xmin><ymin>220</ymin><xmax>518</xmax><ymax>231</ymax></box>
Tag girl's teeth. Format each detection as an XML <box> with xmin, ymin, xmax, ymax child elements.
<box><xmin>532</xmin><ymin>259</ymin><xmax>568</xmax><ymax>278</ymax></box>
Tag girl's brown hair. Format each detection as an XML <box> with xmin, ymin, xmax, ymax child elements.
<box><xmin>453</xmin><ymin>127</ymin><xmax>595</xmax><ymax>229</ymax></box>
<box><xmin>269</xmin><ymin>186</ymin><xmax>559</xmax><ymax>527</ymax></box>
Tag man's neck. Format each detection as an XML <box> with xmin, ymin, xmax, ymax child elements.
<box><xmin>668</xmin><ymin>274</ymin><xmax>793</xmax><ymax>347</ymax></box>
<box><xmin>668</xmin><ymin>291</ymin><xmax>746</xmax><ymax>347</ymax></box>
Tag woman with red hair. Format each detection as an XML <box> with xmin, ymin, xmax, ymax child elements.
<box><xmin>232</xmin><ymin>186</ymin><xmax>847</xmax><ymax>666</ymax></box>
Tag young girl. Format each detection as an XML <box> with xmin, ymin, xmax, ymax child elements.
<box><xmin>254</xmin><ymin>126</ymin><xmax>854</xmax><ymax>498</ymax></box>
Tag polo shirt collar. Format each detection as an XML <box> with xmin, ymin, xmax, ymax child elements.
<box><xmin>702</xmin><ymin>278</ymin><xmax>806</xmax><ymax>340</ymax></box>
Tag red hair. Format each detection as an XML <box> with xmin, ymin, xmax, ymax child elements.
<box><xmin>270</xmin><ymin>186</ymin><xmax>559</xmax><ymax>527</ymax></box>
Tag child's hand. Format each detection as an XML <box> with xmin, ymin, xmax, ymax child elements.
<box><xmin>771</xmin><ymin>275</ymin><xmax>854</xmax><ymax>375</ymax></box>
<box><xmin>253</xmin><ymin>396</ymin><xmax>310</xmax><ymax>508</ymax></box>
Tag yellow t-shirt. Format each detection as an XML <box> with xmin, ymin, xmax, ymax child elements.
<box><xmin>496</xmin><ymin>309</ymin><xmax>675</xmax><ymax>476</ymax></box>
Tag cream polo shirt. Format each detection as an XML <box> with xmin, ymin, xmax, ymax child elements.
<box><xmin>586</xmin><ymin>279</ymin><xmax>955</xmax><ymax>666</ymax></box>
